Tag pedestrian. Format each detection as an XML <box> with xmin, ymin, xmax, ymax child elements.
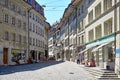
<box><xmin>90</xmin><ymin>59</ymin><xmax>96</xmax><ymax>67</ymax></box>
<box><xmin>76</xmin><ymin>54</ymin><xmax>80</xmax><ymax>64</ymax></box>
<box><xmin>84</xmin><ymin>59</ymin><xmax>88</xmax><ymax>66</ymax></box>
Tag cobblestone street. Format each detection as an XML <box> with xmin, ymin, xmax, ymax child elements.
<box><xmin>0</xmin><ymin>61</ymin><xmax>95</xmax><ymax>80</ymax></box>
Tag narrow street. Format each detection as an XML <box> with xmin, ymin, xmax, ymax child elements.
<box><xmin>0</xmin><ymin>61</ymin><xmax>95</xmax><ymax>80</ymax></box>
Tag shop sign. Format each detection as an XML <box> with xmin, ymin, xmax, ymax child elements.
<box><xmin>12</xmin><ymin>49</ymin><xmax>20</xmax><ymax>54</ymax></box>
<box><xmin>0</xmin><ymin>50</ymin><xmax>3</xmax><ymax>54</ymax></box>
<box><xmin>116</xmin><ymin>49</ymin><xmax>120</xmax><ymax>54</ymax></box>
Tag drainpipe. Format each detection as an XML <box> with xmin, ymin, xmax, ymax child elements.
<box><xmin>27</xmin><ymin>7</ymin><xmax>33</xmax><ymax>60</ymax></box>
<box><xmin>75</xmin><ymin>7</ymin><xmax>78</xmax><ymax>59</ymax></box>
<box><xmin>68</xmin><ymin>18</ymin><xmax>70</xmax><ymax>61</ymax></box>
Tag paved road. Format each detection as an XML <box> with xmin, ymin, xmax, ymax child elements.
<box><xmin>0</xmin><ymin>61</ymin><xmax>96</xmax><ymax>80</ymax></box>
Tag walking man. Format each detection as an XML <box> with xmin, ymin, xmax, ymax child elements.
<box><xmin>76</xmin><ymin>54</ymin><xmax>80</xmax><ymax>64</ymax></box>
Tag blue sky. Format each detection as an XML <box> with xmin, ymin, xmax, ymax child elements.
<box><xmin>36</xmin><ymin>0</ymin><xmax>71</xmax><ymax>25</ymax></box>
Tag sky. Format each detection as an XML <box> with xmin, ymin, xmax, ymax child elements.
<box><xmin>36</xmin><ymin>0</ymin><xmax>71</xmax><ymax>25</ymax></box>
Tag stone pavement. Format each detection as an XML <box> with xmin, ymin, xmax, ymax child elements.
<box><xmin>0</xmin><ymin>61</ymin><xmax>96</xmax><ymax>80</ymax></box>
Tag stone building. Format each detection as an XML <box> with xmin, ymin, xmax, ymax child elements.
<box><xmin>58</xmin><ymin>0</ymin><xmax>120</xmax><ymax>74</ymax></box>
<box><xmin>0</xmin><ymin>0</ymin><xmax>50</xmax><ymax>65</ymax></box>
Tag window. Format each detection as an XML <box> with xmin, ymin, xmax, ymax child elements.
<box><xmin>77</xmin><ymin>7</ymin><xmax>80</xmax><ymax>16</ymax></box>
<box><xmin>4</xmin><ymin>14</ymin><xmax>8</xmax><ymax>23</ymax></box>
<box><xmin>23</xmin><ymin>11</ymin><xmax>26</xmax><ymax>16</ymax></box>
<box><xmin>78</xmin><ymin>37</ymin><xmax>80</xmax><ymax>45</ymax></box>
<box><xmin>29</xmin><ymin>12</ymin><xmax>31</xmax><ymax>18</ymax></box>
<box><xmin>12</xmin><ymin>33</ymin><xmax>16</xmax><ymax>41</ymax></box>
<box><xmin>81</xmin><ymin>35</ymin><xmax>84</xmax><ymax>44</ymax></box>
<box><xmin>104</xmin><ymin>0</ymin><xmax>112</xmax><ymax>11</ymax></box>
<box><xmin>33</xmin><ymin>38</ymin><xmax>35</xmax><ymax>45</ymax></box>
<box><xmin>29</xmin><ymin>23</ymin><xmax>32</xmax><ymax>31</ymax></box>
<box><xmin>11</xmin><ymin>3</ymin><xmax>15</xmax><ymax>11</ymax></box>
<box><xmin>88</xmin><ymin>0</ymin><xmax>94</xmax><ymax>4</ymax></box>
<box><xmin>88</xmin><ymin>29</ymin><xmax>94</xmax><ymax>42</ymax></box>
<box><xmin>79</xmin><ymin>20</ymin><xmax>84</xmax><ymax>31</ymax></box>
<box><xmin>33</xmin><ymin>24</ymin><xmax>35</xmax><ymax>32</ymax></box>
<box><xmin>65</xmin><ymin>38</ymin><xmax>69</xmax><ymax>47</ymax></box>
<box><xmin>23</xmin><ymin>22</ymin><xmax>26</xmax><ymax>30</ymax></box>
<box><xmin>95</xmin><ymin>25</ymin><xmax>102</xmax><ymax>39</ymax></box>
<box><xmin>65</xmin><ymin>28</ymin><xmax>68</xmax><ymax>37</ymax></box>
<box><xmin>43</xmin><ymin>41</ymin><xmax>44</xmax><ymax>48</ymax></box>
<box><xmin>19</xmin><ymin>35</ymin><xmax>22</xmax><ymax>43</ymax></box>
<box><xmin>17</xmin><ymin>7</ymin><xmax>21</xmax><ymax>14</ymax></box>
<box><xmin>36</xmin><ymin>39</ymin><xmax>37</xmax><ymax>46</ymax></box>
<box><xmin>39</xmin><ymin>28</ymin><xmax>41</xmax><ymax>35</ymax></box>
<box><xmin>23</xmin><ymin>36</ymin><xmax>26</xmax><ymax>43</ymax></box>
<box><xmin>36</xmin><ymin>15</ymin><xmax>37</xmax><ymax>21</ymax></box>
<box><xmin>88</xmin><ymin>0</ymin><xmax>91</xmax><ymax>4</ymax></box>
<box><xmin>18</xmin><ymin>20</ymin><xmax>21</xmax><ymax>28</ymax></box>
<box><xmin>5</xmin><ymin>0</ymin><xmax>8</xmax><ymax>7</ymax></box>
<box><xmin>33</xmin><ymin>14</ymin><xmax>35</xmax><ymax>20</ymax></box>
<box><xmin>12</xmin><ymin>17</ymin><xmax>15</xmax><ymax>25</ymax></box>
<box><xmin>38</xmin><ymin>40</ymin><xmax>40</xmax><ymax>47</ymax></box>
<box><xmin>4</xmin><ymin>31</ymin><xmax>9</xmax><ymax>40</ymax></box>
<box><xmin>43</xmin><ymin>30</ymin><xmax>44</xmax><ymax>37</ymax></box>
<box><xmin>95</xmin><ymin>3</ymin><xmax>101</xmax><ymax>18</ymax></box>
<box><xmin>36</xmin><ymin>26</ymin><xmax>37</xmax><ymax>33</ymax></box>
<box><xmin>41</xmin><ymin>41</ymin><xmax>43</xmax><ymax>48</ymax></box>
<box><xmin>81</xmin><ymin>5</ymin><xmax>84</xmax><ymax>13</ymax></box>
<box><xmin>88</xmin><ymin>10</ymin><xmax>93</xmax><ymax>23</ymax></box>
<box><xmin>29</xmin><ymin>37</ymin><xmax>32</xmax><ymax>45</ymax></box>
<box><xmin>40</xmin><ymin>41</ymin><xmax>42</xmax><ymax>47</ymax></box>
<box><xmin>104</xmin><ymin>18</ymin><xmax>112</xmax><ymax>36</ymax></box>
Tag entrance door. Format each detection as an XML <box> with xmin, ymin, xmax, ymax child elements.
<box><xmin>3</xmin><ymin>48</ymin><xmax>8</xmax><ymax>64</ymax></box>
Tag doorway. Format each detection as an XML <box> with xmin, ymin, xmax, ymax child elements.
<box><xmin>3</xmin><ymin>48</ymin><xmax>8</xmax><ymax>64</ymax></box>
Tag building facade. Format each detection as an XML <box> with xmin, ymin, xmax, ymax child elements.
<box><xmin>0</xmin><ymin>0</ymin><xmax>50</xmax><ymax>65</ymax></box>
<box><xmin>48</xmin><ymin>22</ymin><xmax>61</xmax><ymax>60</ymax></box>
<box><xmin>58</xmin><ymin>0</ymin><xmax>120</xmax><ymax>74</ymax></box>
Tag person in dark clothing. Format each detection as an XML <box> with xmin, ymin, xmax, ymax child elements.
<box><xmin>76</xmin><ymin>55</ymin><xmax>80</xmax><ymax>64</ymax></box>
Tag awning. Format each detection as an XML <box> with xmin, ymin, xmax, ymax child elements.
<box><xmin>78</xmin><ymin>47</ymin><xmax>91</xmax><ymax>54</ymax></box>
<box><xmin>92</xmin><ymin>41</ymin><xmax>113</xmax><ymax>52</ymax></box>
<box><xmin>86</xmin><ymin>35</ymin><xmax>114</xmax><ymax>48</ymax></box>
<box><xmin>78</xmin><ymin>43</ymin><xmax>98</xmax><ymax>54</ymax></box>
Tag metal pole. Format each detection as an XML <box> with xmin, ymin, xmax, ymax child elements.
<box><xmin>75</xmin><ymin>7</ymin><xmax>78</xmax><ymax>59</ymax></box>
<box><xmin>68</xmin><ymin>18</ymin><xmax>70</xmax><ymax>61</ymax></box>
<box><xmin>27</xmin><ymin>9</ymin><xmax>30</xmax><ymax>60</ymax></box>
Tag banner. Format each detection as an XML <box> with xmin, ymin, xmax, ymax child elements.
<box><xmin>0</xmin><ymin>51</ymin><xmax>3</xmax><ymax>54</ymax></box>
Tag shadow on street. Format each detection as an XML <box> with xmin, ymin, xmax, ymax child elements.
<box><xmin>0</xmin><ymin>61</ymin><xmax>64</xmax><ymax>75</ymax></box>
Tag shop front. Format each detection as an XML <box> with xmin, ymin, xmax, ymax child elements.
<box><xmin>77</xmin><ymin>45</ymin><xmax>85</xmax><ymax>64</ymax></box>
<box><xmin>85</xmin><ymin>34</ymin><xmax>115</xmax><ymax>70</ymax></box>
<box><xmin>79</xmin><ymin>34</ymin><xmax>115</xmax><ymax>69</ymax></box>
<box><xmin>11</xmin><ymin>49</ymin><xmax>26</xmax><ymax>64</ymax></box>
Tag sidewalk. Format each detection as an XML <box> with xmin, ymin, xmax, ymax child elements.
<box><xmin>0</xmin><ymin>60</ymin><xmax>50</xmax><ymax>67</ymax></box>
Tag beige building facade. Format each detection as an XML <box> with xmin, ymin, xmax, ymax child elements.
<box><xmin>58</xmin><ymin>0</ymin><xmax>120</xmax><ymax>74</ymax></box>
<box><xmin>0</xmin><ymin>0</ymin><xmax>49</xmax><ymax>65</ymax></box>
<box><xmin>0</xmin><ymin>0</ymin><xmax>28</xmax><ymax>65</ymax></box>
<box><xmin>85</xmin><ymin>0</ymin><xmax>120</xmax><ymax>74</ymax></box>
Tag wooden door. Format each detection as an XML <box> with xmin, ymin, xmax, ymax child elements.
<box><xmin>3</xmin><ymin>48</ymin><xmax>8</xmax><ymax>64</ymax></box>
